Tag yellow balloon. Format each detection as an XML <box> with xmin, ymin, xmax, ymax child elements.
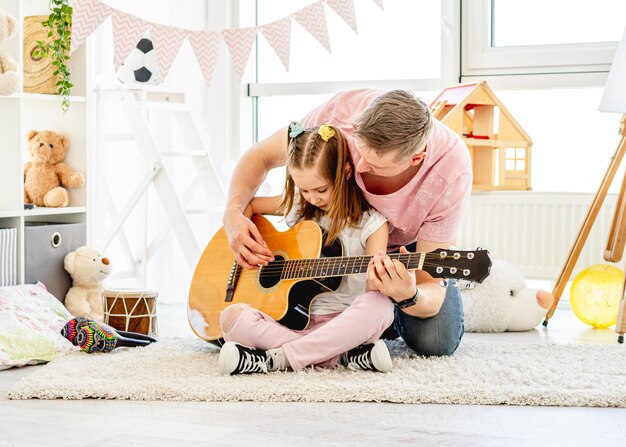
<box><xmin>570</xmin><ymin>264</ymin><xmax>624</xmax><ymax>328</ymax></box>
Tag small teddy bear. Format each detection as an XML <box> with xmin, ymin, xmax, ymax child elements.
<box><xmin>64</xmin><ymin>246</ymin><xmax>112</xmax><ymax>322</ymax></box>
<box><xmin>0</xmin><ymin>10</ymin><xmax>18</xmax><ymax>96</ymax></box>
<box><xmin>461</xmin><ymin>259</ymin><xmax>554</xmax><ymax>332</ymax></box>
<box><xmin>24</xmin><ymin>130</ymin><xmax>86</xmax><ymax>207</ymax></box>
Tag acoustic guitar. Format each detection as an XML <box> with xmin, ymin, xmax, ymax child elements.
<box><xmin>188</xmin><ymin>214</ymin><xmax>492</xmax><ymax>345</ymax></box>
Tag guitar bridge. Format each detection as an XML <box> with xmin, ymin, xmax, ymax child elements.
<box><xmin>225</xmin><ymin>261</ymin><xmax>241</xmax><ymax>302</ymax></box>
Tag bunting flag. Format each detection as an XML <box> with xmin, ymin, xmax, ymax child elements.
<box><xmin>223</xmin><ymin>27</ymin><xmax>258</xmax><ymax>81</ymax></box>
<box><xmin>70</xmin><ymin>0</ymin><xmax>111</xmax><ymax>54</ymax></box>
<box><xmin>294</xmin><ymin>2</ymin><xmax>331</xmax><ymax>53</ymax></box>
<box><xmin>150</xmin><ymin>24</ymin><xmax>186</xmax><ymax>81</ymax></box>
<box><xmin>112</xmin><ymin>10</ymin><xmax>147</xmax><ymax>70</ymax></box>
<box><xmin>69</xmin><ymin>0</ymin><xmax>384</xmax><ymax>88</ymax></box>
<box><xmin>260</xmin><ymin>17</ymin><xmax>292</xmax><ymax>71</ymax></box>
<box><xmin>187</xmin><ymin>31</ymin><xmax>222</xmax><ymax>88</ymax></box>
<box><xmin>326</xmin><ymin>0</ymin><xmax>358</xmax><ymax>34</ymax></box>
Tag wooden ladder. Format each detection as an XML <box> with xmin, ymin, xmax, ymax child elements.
<box><xmin>96</xmin><ymin>87</ymin><xmax>227</xmax><ymax>278</ymax></box>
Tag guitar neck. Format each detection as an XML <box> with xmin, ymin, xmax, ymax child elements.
<box><xmin>277</xmin><ymin>252</ymin><xmax>426</xmax><ymax>280</ymax></box>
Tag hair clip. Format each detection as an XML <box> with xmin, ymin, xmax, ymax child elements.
<box><xmin>318</xmin><ymin>124</ymin><xmax>335</xmax><ymax>142</ymax></box>
<box><xmin>289</xmin><ymin>122</ymin><xmax>305</xmax><ymax>139</ymax></box>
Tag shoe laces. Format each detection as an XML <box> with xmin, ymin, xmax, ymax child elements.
<box><xmin>344</xmin><ymin>345</ymin><xmax>376</xmax><ymax>371</ymax></box>
<box><xmin>236</xmin><ymin>346</ymin><xmax>269</xmax><ymax>374</ymax></box>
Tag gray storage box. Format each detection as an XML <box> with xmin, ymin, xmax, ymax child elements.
<box><xmin>0</xmin><ymin>228</ymin><xmax>17</xmax><ymax>287</ymax></box>
<box><xmin>24</xmin><ymin>222</ymin><xmax>86</xmax><ymax>302</ymax></box>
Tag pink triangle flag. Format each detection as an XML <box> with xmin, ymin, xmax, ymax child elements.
<box><xmin>112</xmin><ymin>10</ymin><xmax>147</xmax><ymax>70</ymax></box>
<box><xmin>222</xmin><ymin>27</ymin><xmax>258</xmax><ymax>81</ymax></box>
<box><xmin>326</xmin><ymin>0</ymin><xmax>358</xmax><ymax>33</ymax></box>
<box><xmin>70</xmin><ymin>0</ymin><xmax>112</xmax><ymax>54</ymax></box>
<box><xmin>150</xmin><ymin>23</ymin><xmax>186</xmax><ymax>82</ymax></box>
<box><xmin>187</xmin><ymin>30</ymin><xmax>222</xmax><ymax>88</ymax></box>
<box><xmin>293</xmin><ymin>1</ymin><xmax>331</xmax><ymax>53</ymax></box>
<box><xmin>373</xmin><ymin>0</ymin><xmax>384</xmax><ymax>10</ymax></box>
<box><xmin>260</xmin><ymin>17</ymin><xmax>291</xmax><ymax>71</ymax></box>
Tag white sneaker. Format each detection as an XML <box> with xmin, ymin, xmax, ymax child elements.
<box><xmin>341</xmin><ymin>340</ymin><xmax>392</xmax><ymax>373</ymax></box>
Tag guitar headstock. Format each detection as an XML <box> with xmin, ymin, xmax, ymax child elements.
<box><xmin>422</xmin><ymin>248</ymin><xmax>492</xmax><ymax>284</ymax></box>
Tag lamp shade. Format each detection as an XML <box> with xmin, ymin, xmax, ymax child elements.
<box><xmin>600</xmin><ymin>27</ymin><xmax>626</xmax><ymax>113</ymax></box>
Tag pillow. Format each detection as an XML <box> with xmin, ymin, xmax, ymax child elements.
<box><xmin>0</xmin><ymin>283</ymin><xmax>78</xmax><ymax>369</ymax></box>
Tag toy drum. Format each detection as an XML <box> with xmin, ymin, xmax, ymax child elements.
<box><xmin>103</xmin><ymin>288</ymin><xmax>158</xmax><ymax>337</ymax></box>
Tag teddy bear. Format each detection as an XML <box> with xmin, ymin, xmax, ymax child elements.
<box><xmin>0</xmin><ymin>10</ymin><xmax>19</xmax><ymax>96</ymax></box>
<box><xmin>64</xmin><ymin>246</ymin><xmax>112</xmax><ymax>322</ymax></box>
<box><xmin>24</xmin><ymin>130</ymin><xmax>86</xmax><ymax>207</ymax></box>
<box><xmin>461</xmin><ymin>259</ymin><xmax>555</xmax><ymax>332</ymax></box>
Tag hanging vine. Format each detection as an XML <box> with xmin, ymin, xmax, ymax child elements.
<box><xmin>33</xmin><ymin>0</ymin><xmax>73</xmax><ymax>112</ymax></box>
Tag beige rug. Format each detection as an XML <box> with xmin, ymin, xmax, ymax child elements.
<box><xmin>8</xmin><ymin>337</ymin><xmax>626</xmax><ymax>407</ymax></box>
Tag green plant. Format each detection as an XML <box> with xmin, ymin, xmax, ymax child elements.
<box><xmin>33</xmin><ymin>0</ymin><xmax>73</xmax><ymax>112</ymax></box>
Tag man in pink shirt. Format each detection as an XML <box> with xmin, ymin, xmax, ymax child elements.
<box><xmin>223</xmin><ymin>89</ymin><xmax>472</xmax><ymax>357</ymax></box>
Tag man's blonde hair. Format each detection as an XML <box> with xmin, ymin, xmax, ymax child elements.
<box><xmin>353</xmin><ymin>90</ymin><xmax>433</xmax><ymax>161</ymax></box>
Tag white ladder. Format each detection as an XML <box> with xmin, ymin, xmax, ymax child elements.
<box><xmin>96</xmin><ymin>87</ymin><xmax>227</xmax><ymax>279</ymax></box>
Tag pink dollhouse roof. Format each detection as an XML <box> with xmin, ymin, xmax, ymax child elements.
<box><xmin>429</xmin><ymin>84</ymin><xmax>478</xmax><ymax>108</ymax></box>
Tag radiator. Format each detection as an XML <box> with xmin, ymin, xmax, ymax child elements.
<box><xmin>456</xmin><ymin>192</ymin><xmax>620</xmax><ymax>280</ymax></box>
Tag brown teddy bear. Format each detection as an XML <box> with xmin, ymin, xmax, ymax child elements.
<box><xmin>0</xmin><ymin>10</ymin><xmax>19</xmax><ymax>96</ymax></box>
<box><xmin>24</xmin><ymin>130</ymin><xmax>86</xmax><ymax>207</ymax></box>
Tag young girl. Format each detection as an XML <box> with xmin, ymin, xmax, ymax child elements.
<box><xmin>218</xmin><ymin>123</ymin><xmax>394</xmax><ymax>375</ymax></box>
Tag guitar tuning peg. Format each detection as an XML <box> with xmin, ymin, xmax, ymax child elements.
<box><xmin>476</xmin><ymin>246</ymin><xmax>483</xmax><ymax>251</ymax></box>
<box><xmin>457</xmin><ymin>279</ymin><xmax>475</xmax><ymax>290</ymax></box>
<box><xmin>439</xmin><ymin>279</ymin><xmax>449</xmax><ymax>287</ymax></box>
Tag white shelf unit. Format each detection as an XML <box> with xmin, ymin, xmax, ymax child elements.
<box><xmin>0</xmin><ymin>0</ymin><xmax>91</xmax><ymax>285</ymax></box>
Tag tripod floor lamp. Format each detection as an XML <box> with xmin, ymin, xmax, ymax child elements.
<box><xmin>543</xmin><ymin>27</ymin><xmax>626</xmax><ymax>343</ymax></box>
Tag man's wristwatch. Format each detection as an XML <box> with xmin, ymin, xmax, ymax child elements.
<box><xmin>395</xmin><ymin>287</ymin><xmax>419</xmax><ymax>309</ymax></box>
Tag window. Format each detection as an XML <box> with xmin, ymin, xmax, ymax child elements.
<box><xmin>256</xmin><ymin>0</ymin><xmax>441</xmax><ymax>84</ymax></box>
<box><xmin>462</xmin><ymin>0</ymin><xmax>626</xmax><ymax>87</ymax></box>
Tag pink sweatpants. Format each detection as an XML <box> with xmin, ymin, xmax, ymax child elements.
<box><xmin>220</xmin><ymin>291</ymin><xmax>394</xmax><ymax>371</ymax></box>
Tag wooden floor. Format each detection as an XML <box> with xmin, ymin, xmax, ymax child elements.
<box><xmin>1</xmin><ymin>303</ymin><xmax>626</xmax><ymax>447</ymax></box>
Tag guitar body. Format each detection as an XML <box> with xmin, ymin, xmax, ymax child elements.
<box><xmin>188</xmin><ymin>214</ymin><xmax>342</xmax><ymax>344</ymax></box>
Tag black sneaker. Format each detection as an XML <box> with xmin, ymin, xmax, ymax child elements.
<box><xmin>218</xmin><ymin>342</ymin><xmax>271</xmax><ymax>375</ymax></box>
<box><xmin>341</xmin><ymin>340</ymin><xmax>392</xmax><ymax>372</ymax></box>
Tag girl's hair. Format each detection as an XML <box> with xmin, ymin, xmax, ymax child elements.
<box><xmin>281</xmin><ymin>123</ymin><xmax>371</xmax><ymax>246</ymax></box>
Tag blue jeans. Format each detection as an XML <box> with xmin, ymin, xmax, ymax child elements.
<box><xmin>390</xmin><ymin>282</ymin><xmax>464</xmax><ymax>356</ymax></box>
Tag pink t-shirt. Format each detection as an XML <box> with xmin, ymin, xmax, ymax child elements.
<box><xmin>301</xmin><ymin>89</ymin><xmax>472</xmax><ymax>247</ymax></box>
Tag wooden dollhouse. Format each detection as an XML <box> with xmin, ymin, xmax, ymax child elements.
<box><xmin>430</xmin><ymin>81</ymin><xmax>533</xmax><ymax>191</ymax></box>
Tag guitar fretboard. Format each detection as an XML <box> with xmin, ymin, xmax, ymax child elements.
<box><xmin>277</xmin><ymin>253</ymin><xmax>426</xmax><ymax>280</ymax></box>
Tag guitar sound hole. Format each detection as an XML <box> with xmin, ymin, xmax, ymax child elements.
<box><xmin>259</xmin><ymin>255</ymin><xmax>285</xmax><ymax>289</ymax></box>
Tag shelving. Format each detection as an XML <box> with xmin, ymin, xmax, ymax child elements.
<box><xmin>0</xmin><ymin>0</ymin><xmax>90</xmax><ymax>294</ymax></box>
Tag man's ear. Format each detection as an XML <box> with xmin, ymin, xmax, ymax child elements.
<box><xmin>409</xmin><ymin>150</ymin><xmax>427</xmax><ymax>166</ymax></box>
<box><xmin>345</xmin><ymin>162</ymin><xmax>353</xmax><ymax>180</ymax></box>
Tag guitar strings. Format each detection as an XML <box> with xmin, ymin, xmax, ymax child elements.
<box><xmin>252</xmin><ymin>256</ymin><xmax>472</xmax><ymax>275</ymax></box>
<box><xmin>244</xmin><ymin>254</ymin><xmax>476</xmax><ymax>278</ymax></box>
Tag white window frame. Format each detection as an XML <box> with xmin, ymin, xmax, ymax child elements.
<box><xmin>461</xmin><ymin>0</ymin><xmax>618</xmax><ymax>89</ymax></box>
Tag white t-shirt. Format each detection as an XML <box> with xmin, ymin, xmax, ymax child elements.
<box><xmin>285</xmin><ymin>201</ymin><xmax>387</xmax><ymax>315</ymax></box>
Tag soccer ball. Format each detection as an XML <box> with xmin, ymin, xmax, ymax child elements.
<box><xmin>117</xmin><ymin>37</ymin><xmax>160</xmax><ymax>85</ymax></box>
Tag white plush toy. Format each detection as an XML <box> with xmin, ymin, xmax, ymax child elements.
<box><xmin>461</xmin><ymin>259</ymin><xmax>554</xmax><ymax>332</ymax></box>
<box><xmin>0</xmin><ymin>10</ymin><xmax>19</xmax><ymax>96</ymax></box>
<box><xmin>64</xmin><ymin>246</ymin><xmax>112</xmax><ymax>322</ymax></box>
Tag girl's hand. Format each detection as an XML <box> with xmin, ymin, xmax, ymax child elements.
<box><xmin>366</xmin><ymin>247</ymin><xmax>417</xmax><ymax>302</ymax></box>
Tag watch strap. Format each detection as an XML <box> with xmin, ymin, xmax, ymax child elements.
<box><xmin>395</xmin><ymin>287</ymin><xmax>419</xmax><ymax>309</ymax></box>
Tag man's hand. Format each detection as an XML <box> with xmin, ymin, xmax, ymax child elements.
<box><xmin>366</xmin><ymin>247</ymin><xmax>416</xmax><ymax>302</ymax></box>
<box><xmin>224</xmin><ymin>211</ymin><xmax>274</xmax><ymax>269</ymax></box>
